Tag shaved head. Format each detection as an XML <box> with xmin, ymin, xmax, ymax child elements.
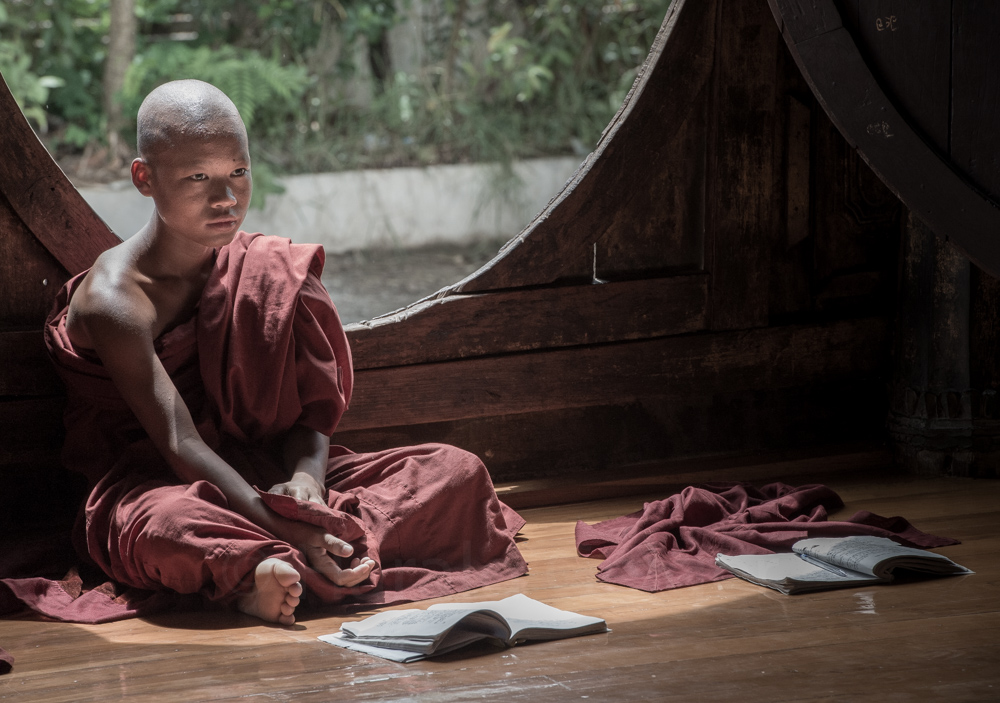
<box><xmin>136</xmin><ymin>79</ymin><xmax>247</xmax><ymax>160</ymax></box>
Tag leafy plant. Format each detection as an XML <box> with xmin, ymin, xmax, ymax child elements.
<box><xmin>1</xmin><ymin>0</ymin><xmax>672</xmax><ymax>196</ymax></box>
<box><xmin>272</xmin><ymin>0</ymin><xmax>672</xmax><ymax>174</ymax></box>
<box><xmin>0</xmin><ymin>0</ymin><xmax>109</xmax><ymax>142</ymax></box>
<box><xmin>121</xmin><ymin>43</ymin><xmax>309</xmax><ymax>133</ymax></box>
<box><xmin>0</xmin><ymin>37</ymin><xmax>65</xmax><ymax>132</ymax></box>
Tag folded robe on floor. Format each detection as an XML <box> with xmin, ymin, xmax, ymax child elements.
<box><xmin>0</xmin><ymin>232</ymin><xmax>527</xmax><ymax>626</ymax></box>
<box><xmin>575</xmin><ymin>482</ymin><xmax>958</xmax><ymax>592</ymax></box>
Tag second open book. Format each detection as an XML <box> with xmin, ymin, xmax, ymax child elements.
<box><xmin>716</xmin><ymin>535</ymin><xmax>973</xmax><ymax>595</ymax></box>
<box><xmin>319</xmin><ymin>594</ymin><xmax>607</xmax><ymax>662</ymax></box>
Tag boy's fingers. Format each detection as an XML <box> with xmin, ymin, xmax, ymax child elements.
<box><xmin>333</xmin><ymin>561</ymin><xmax>374</xmax><ymax>586</ymax></box>
<box><xmin>322</xmin><ymin>534</ymin><xmax>354</xmax><ymax>557</ymax></box>
<box><xmin>305</xmin><ymin>551</ymin><xmax>374</xmax><ymax>587</ymax></box>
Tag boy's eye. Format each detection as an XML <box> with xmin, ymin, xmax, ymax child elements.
<box><xmin>233</xmin><ymin>167</ymin><xmax>248</xmax><ymax>177</ymax></box>
<box><xmin>190</xmin><ymin>173</ymin><xmax>208</xmax><ymax>181</ymax></box>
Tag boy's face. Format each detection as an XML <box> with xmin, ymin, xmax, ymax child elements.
<box><xmin>132</xmin><ymin>123</ymin><xmax>252</xmax><ymax>249</ymax></box>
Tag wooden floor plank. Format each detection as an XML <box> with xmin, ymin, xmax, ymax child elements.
<box><xmin>2</xmin><ymin>472</ymin><xmax>999</xmax><ymax>702</ymax></box>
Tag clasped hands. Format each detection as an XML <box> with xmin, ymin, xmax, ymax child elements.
<box><xmin>267</xmin><ymin>473</ymin><xmax>375</xmax><ymax>587</ymax></box>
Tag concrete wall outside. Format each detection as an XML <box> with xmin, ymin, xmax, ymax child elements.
<box><xmin>79</xmin><ymin>157</ymin><xmax>581</xmax><ymax>252</ymax></box>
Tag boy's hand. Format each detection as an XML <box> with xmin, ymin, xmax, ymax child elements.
<box><xmin>265</xmin><ymin>474</ymin><xmax>375</xmax><ymax>586</ymax></box>
<box><xmin>271</xmin><ymin>517</ymin><xmax>376</xmax><ymax>588</ymax></box>
<box><xmin>268</xmin><ymin>473</ymin><xmax>327</xmax><ymax>505</ymax></box>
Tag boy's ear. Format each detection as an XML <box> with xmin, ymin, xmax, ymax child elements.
<box><xmin>131</xmin><ymin>158</ymin><xmax>153</xmax><ymax>196</ymax></box>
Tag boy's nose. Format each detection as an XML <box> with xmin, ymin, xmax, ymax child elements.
<box><xmin>211</xmin><ymin>185</ymin><xmax>238</xmax><ymax>207</ymax></box>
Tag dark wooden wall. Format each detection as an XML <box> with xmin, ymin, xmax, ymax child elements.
<box><xmin>825</xmin><ymin>0</ymin><xmax>1000</xmax><ymax>476</ymax></box>
<box><xmin>1</xmin><ymin>0</ymin><xmax>920</xmax><ymax>531</ymax></box>
<box><xmin>0</xmin><ymin>74</ymin><xmax>119</xmax><ymax>532</ymax></box>
<box><xmin>331</xmin><ymin>0</ymin><xmax>903</xmax><ymax>481</ymax></box>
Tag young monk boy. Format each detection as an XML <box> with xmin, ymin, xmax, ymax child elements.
<box><xmin>41</xmin><ymin>79</ymin><xmax>526</xmax><ymax>625</ymax></box>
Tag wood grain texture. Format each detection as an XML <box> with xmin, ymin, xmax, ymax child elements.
<box><xmin>333</xmin><ymin>376</ymin><xmax>888</xmax><ymax>484</ymax></box>
<box><xmin>951</xmin><ymin>0</ymin><xmax>1000</xmax><ymax>203</ymax></box>
<box><xmin>768</xmin><ymin>88</ymin><xmax>815</xmax><ymax>321</ymax></box>
<box><xmin>773</xmin><ymin>0</ymin><xmax>843</xmax><ymax>41</ymax></box>
<box><xmin>810</xmin><ymin>115</ymin><xmax>901</xmax><ymax>312</ymax></box>
<box><xmin>951</xmin><ymin>2</ymin><xmax>1000</xmax><ymax>397</ymax></box>
<box><xmin>0</xmin><ymin>73</ymin><xmax>120</xmax><ymax>277</ymax></box>
<box><xmin>841</xmin><ymin>0</ymin><xmax>952</xmax><ymax>151</ymax></box>
<box><xmin>970</xmin><ymin>266</ymin><xmax>1000</xmax><ymax>393</ymax></box>
<box><xmin>346</xmin><ymin>274</ymin><xmax>708</xmax><ymax>370</ymax></box>
<box><xmin>769</xmin><ymin>0</ymin><xmax>1000</xmax><ymax>277</ymax></box>
<box><xmin>705</xmin><ymin>0</ymin><xmax>781</xmax><ymax>330</ymax></box>
<box><xmin>595</xmin><ymin>89</ymin><xmax>708</xmax><ymax>277</ymax></box>
<box><xmin>2</xmin><ymin>472</ymin><xmax>997</xmax><ymax>702</ymax></box>
<box><xmin>0</xmin><ymin>191</ymin><xmax>68</xmax><ymax>329</ymax></box>
<box><xmin>339</xmin><ymin>317</ymin><xmax>887</xmax><ymax>431</ymax></box>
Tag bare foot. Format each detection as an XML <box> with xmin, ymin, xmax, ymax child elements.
<box><xmin>237</xmin><ymin>558</ymin><xmax>303</xmax><ymax>625</ymax></box>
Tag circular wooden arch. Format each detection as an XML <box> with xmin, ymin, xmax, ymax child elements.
<box><xmin>767</xmin><ymin>0</ymin><xmax>1000</xmax><ymax>278</ymax></box>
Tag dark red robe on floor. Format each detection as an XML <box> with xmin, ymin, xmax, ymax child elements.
<box><xmin>1</xmin><ymin>232</ymin><xmax>527</xmax><ymax>625</ymax></box>
<box><xmin>576</xmin><ymin>482</ymin><xmax>958</xmax><ymax>592</ymax></box>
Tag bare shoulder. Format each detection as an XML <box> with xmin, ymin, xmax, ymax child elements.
<box><xmin>66</xmin><ymin>243</ymin><xmax>156</xmax><ymax>351</ymax></box>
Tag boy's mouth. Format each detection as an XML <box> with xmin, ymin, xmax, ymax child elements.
<box><xmin>207</xmin><ymin>218</ymin><xmax>238</xmax><ymax>229</ymax></box>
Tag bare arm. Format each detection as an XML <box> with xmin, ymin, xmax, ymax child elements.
<box><xmin>268</xmin><ymin>424</ymin><xmax>331</xmax><ymax>505</ymax></box>
<box><xmin>78</xmin><ymin>290</ymin><xmax>372</xmax><ymax>586</ymax></box>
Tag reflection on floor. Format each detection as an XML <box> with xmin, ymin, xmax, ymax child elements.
<box><xmin>2</xmin><ymin>464</ymin><xmax>998</xmax><ymax>702</ymax></box>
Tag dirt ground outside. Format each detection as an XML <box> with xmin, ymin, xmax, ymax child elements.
<box><xmin>320</xmin><ymin>236</ymin><xmax>510</xmax><ymax>324</ymax></box>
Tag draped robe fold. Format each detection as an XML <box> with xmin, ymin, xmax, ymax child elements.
<box><xmin>575</xmin><ymin>482</ymin><xmax>959</xmax><ymax>592</ymax></box>
<box><xmin>3</xmin><ymin>231</ymin><xmax>526</xmax><ymax>622</ymax></box>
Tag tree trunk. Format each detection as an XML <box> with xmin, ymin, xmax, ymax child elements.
<box><xmin>103</xmin><ymin>0</ymin><xmax>137</xmax><ymax>165</ymax></box>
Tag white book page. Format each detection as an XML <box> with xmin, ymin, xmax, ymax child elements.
<box><xmin>430</xmin><ymin>594</ymin><xmax>606</xmax><ymax>640</ymax></box>
<box><xmin>340</xmin><ymin>607</ymin><xmax>488</xmax><ymax>640</ymax></box>
<box><xmin>321</xmin><ymin>628</ymin><xmax>506</xmax><ymax>662</ymax></box>
<box><xmin>716</xmin><ymin>552</ymin><xmax>878</xmax><ymax>584</ymax></box>
<box><xmin>319</xmin><ymin>633</ymin><xmax>429</xmax><ymax>662</ymax></box>
<box><xmin>792</xmin><ymin>536</ymin><xmax>955</xmax><ymax>577</ymax></box>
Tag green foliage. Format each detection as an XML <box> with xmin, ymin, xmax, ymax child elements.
<box><xmin>0</xmin><ymin>0</ymin><xmax>671</xmax><ymax>195</ymax></box>
<box><xmin>0</xmin><ymin>36</ymin><xmax>64</xmax><ymax>132</ymax></box>
<box><xmin>341</xmin><ymin>0</ymin><xmax>401</xmax><ymax>45</ymax></box>
<box><xmin>121</xmin><ymin>43</ymin><xmax>308</xmax><ymax>134</ymax></box>
<box><xmin>270</xmin><ymin>0</ymin><xmax>673</xmax><ymax>173</ymax></box>
<box><xmin>0</xmin><ymin>0</ymin><xmax>109</xmax><ymax>142</ymax></box>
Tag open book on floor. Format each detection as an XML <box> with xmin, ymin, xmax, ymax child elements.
<box><xmin>318</xmin><ymin>594</ymin><xmax>608</xmax><ymax>662</ymax></box>
<box><xmin>715</xmin><ymin>535</ymin><xmax>973</xmax><ymax>595</ymax></box>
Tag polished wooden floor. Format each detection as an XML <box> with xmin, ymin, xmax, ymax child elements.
<box><xmin>2</xmin><ymin>463</ymin><xmax>999</xmax><ymax>702</ymax></box>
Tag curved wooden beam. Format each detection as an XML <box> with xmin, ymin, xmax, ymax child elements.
<box><xmin>767</xmin><ymin>0</ymin><xmax>1000</xmax><ymax>278</ymax></box>
<box><xmin>0</xmin><ymin>74</ymin><xmax>121</xmax><ymax>276</ymax></box>
<box><xmin>444</xmin><ymin>0</ymin><xmax>718</xmax><ymax>294</ymax></box>
<box><xmin>345</xmin><ymin>0</ymin><xmax>718</xmax><ymax>359</ymax></box>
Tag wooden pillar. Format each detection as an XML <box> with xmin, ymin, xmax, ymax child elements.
<box><xmin>848</xmin><ymin>0</ymin><xmax>1000</xmax><ymax>477</ymax></box>
<box><xmin>888</xmin><ymin>214</ymin><xmax>978</xmax><ymax>475</ymax></box>
<box><xmin>889</xmin><ymin>214</ymin><xmax>1000</xmax><ymax>477</ymax></box>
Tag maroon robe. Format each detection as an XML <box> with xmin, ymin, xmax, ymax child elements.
<box><xmin>2</xmin><ymin>231</ymin><xmax>526</xmax><ymax>623</ymax></box>
<box><xmin>576</xmin><ymin>482</ymin><xmax>958</xmax><ymax>592</ymax></box>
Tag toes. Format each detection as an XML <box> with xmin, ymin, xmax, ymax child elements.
<box><xmin>272</xmin><ymin>562</ymin><xmax>302</xmax><ymax>588</ymax></box>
